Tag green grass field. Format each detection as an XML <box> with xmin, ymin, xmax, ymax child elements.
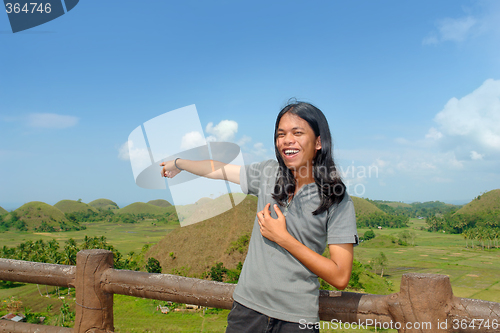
<box><xmin>355</xmin><ymin>218</ymin><xmax>500</xmax><ymax>302</ymax></box>
<box><xmin>0</xmin><ymin>220</ymin><xmax>179</xmax><ymax>254</ymax></box>
<box><xmin>1</xmin><ymin>218</ymin><xmax>499</xmax><ymax>332</ymax></box>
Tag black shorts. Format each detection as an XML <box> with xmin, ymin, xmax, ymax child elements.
<box><xmin>225</xmin><ymin>301</ymin><xmax>319</xmax><ymax>333</ymax></box>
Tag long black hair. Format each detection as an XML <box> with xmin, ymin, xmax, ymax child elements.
<box><xmin>272</xmin><ymin>101</ymin><xmax>346</xmax><ymax>215</ymax></box>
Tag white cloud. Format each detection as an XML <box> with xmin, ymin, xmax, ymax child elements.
<box><xmin>118</xmin><ymin>139</ymin><xmax>152</xmax><ymax>176</ymax></box>
<box><xmin>237</xmin><ymin>135</ymin><xmax>252</xmax><ymax>147</ymax></box>
<box><xmin>205</xmin><ymin>120</ymin><xmax>238</xmax><ymax>141</ymax></box>
<box><xmin>252</xmin><ymin>142</ymin><xmax>267</xmax><ymax>156</ymax></box>
<box><xmin>423</xmin><ymin>16</ymin><xmax>477</xmax><ymax>45</ymax></box>
<box><xmin>470</xmin><ymin>151</ymin><xmax>484</xmax><ymax>160</ymax></box>
<box><xmin>118</xmin><ymin>141</ymin><xmax>130</xmax><ymax>160</ymax></box>
<box><xmin>437</xmin><ymin>16</ymin><xmax>476</xmax><ymax>42</ymax></box>
<box><xmin>425</xmin><ymin>127</ymin><xmax>443</xmax><ymax>140</ymax></box>
<box><xmin>26</xmin><ymin>113</ymin><xmax>79</xmax><ymax>129</ymax></box>
<box><xmin>181</xmin><ymin>131</ymin><xmax>206</xmax><ymax>150</ymax></box>
<box><xmin>118</xmin><ymin>140</ymin><xmax>151</xmax><ymax>163</ymax></box>
<box><xmin>433</xmin><ymin>79</ymin><xmax>500</xmax><ymax>154</ymax></box>
<box><xmin>394</xmin><ymin>137</ymin><xmax>410</xmax><ymax>145</ymax></box>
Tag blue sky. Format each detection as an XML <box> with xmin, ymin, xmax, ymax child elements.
<box><xmin>1</xmin><ymin>1</ymin><xmax>500</xmax><ymax>210</ymax></box>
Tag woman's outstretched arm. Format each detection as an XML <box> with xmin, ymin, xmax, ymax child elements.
<box><xmin>160</xmin><ymin>159</ymin><xmax>241</xmax><ymax>185</ymax></box>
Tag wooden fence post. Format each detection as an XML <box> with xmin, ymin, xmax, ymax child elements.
<box><xmin>74</xmin><ymin>249</ymin><xmax>114</xmax><ymax>333</ymax></box>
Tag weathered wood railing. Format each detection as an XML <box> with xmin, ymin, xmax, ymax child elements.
<box><xmin>1</xmin><ymin>249</ymin><xmax>499</xmax><ymax>333</ymax></box>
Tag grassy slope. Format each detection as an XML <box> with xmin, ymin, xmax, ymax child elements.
<box><xmin>3</xmin><ymin>216</ymin><xmax>500</xmax><ymax>332</ymax></box>
<box><xmin>355</xmin><ymin>218</ymin><xmax>500</xmax><ymax>303</ymax></box>
<box><xmin>455</xmin><ymin>189</ymin><xmax>500</xmax><ymax>215</ymax></box>
<box><xmin>178</xmin><ymin>193</ymin><xmax>246</xmax><ymax>226</ymax></box>
<box><xmin>351</xmin><ymin>196</ymin><xmax>385</xmax><ymax>216</ymax></box>
<box><xmin>115</xmin><ymin>202</ymin><xmax>172</xmax><ymax>215</ymax></box>
<box><xmin>147</xmin><ymin>195</ymin><xmax>256</xmax><ymax>277</ymax></box>
<box><xmin>88</xmin><ymin>198</ymin><xmax>119</xmax><ymax>210</ymax></box>
<box><xmin>54</xmin><ymin>200</ymin><xmax>98</xmax><ymax>214</ymax></box>
<box><xmin>0</xmin><ymin>206</ymin><xmax>7</xmax><ymax>215</ymax></box>
<box><xmin>147</xmin><ymin>199</ymin><xmax>172</xmax><ymax>208</ymax></box>
<box><xmin>12</xmin><ymin>202</ymin><xmax>71</xmax><ymax>230</ymax></box>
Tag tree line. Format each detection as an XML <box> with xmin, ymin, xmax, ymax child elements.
<box><xmin>366</xmin><ymin>199</ymin><xmax>460</xmax><ymax>218</ymax></box>
<box><xmin>0</xmin><ymin>236</ymin><xmax>145</xmax><ymax>270</ymax></box>
<box><xmin>426</xmin><ymin>211</ymin><xmax>500</xmax><ymax>250</ymax></box>
<box><xmin>357</xmin><ymin>212</ymin><xmax>409</xmax><ymax>228</ymax></box>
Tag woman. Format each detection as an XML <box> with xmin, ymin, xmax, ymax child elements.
<box><xmin>161</xmin><ymin>101</ymin><xmax>358</xmax><ymax>332</ymax></box>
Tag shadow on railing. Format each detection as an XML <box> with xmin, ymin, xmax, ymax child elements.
<box><xmin>1</xmin><ymin>249</ymin><xmax>499</xmax><ymax>333</ymax></box>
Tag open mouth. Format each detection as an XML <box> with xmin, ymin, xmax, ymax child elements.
<box><xmin>283</xmin><ymin>149</ymin><xmax>300</xmax><ymax>158</ymax></box>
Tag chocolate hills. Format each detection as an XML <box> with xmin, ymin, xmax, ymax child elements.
<box><xmin>10</xmin><ymin>201</ymin><xmax>81</xmax><ymax>231</ymax></box>
<box><xmin>147</xmin><ymin>199</ymin><xmax>172</xmax><ymax>208</ymax></box>
<box><xmin>350</xmin><ymin>196</ymin><xmax>385</xmax><ymax>216</ymax></box>
<box><xmin>54</xmin><ymin>200</ymin><xmax>98</xmax><ymax>214</ymax></box>
<box><xmin>88</xmin><ymin>198</ymin><xmax>119</xmax><ymax>211</ymax></box>
<box><xmin>455</xmin><ymin>189</ymin><xmax>500</xmax><ymax>215</ymax></box>
<box><xmin>115</xmin><ymin>202</ymin><xmax>175</xmax><ymax>215</ymax></box>
<box><xmin>146</xmin><ymin>195</ymin><xmax>257</xmax><ymax>277</ymax></box>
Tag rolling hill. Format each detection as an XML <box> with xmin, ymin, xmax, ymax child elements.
<box><xmin>54</xmin><ymin>200</ymin><xmax>98</xmax><ymax>214</ymax></box>
<box><xmin>146</xmin><ymin>195</ymin><xmax>257</xmax><ymax>277</ymax></box>
<box><xmin>455</xmin><ymin>189</ymin><xmax>500</xmax><ymax>215</ymax></box>
<box><xmin>176</xmin><ymin>193</ymin><xmax>246</xmax><ymax>226</ymax></box>
<box><xmin>351</xmin><ymin>196</ymin><xmax>385</xmax><ymax>216</ymax></box>
<box><xmin>12</xmin><ymin>201</ymin><xmax>79</xmax><ymax>231</ymax></box>
<box><xmin>88</xmin><ymin>199</ymin><xmax>119</xmax><ymax>211</ymax></box>
<box><xmin>115</xmin><ymin>202</ymin><xmax>173</xmax><ymax>215</ymax></box>
<box><xmin>147</xmin><ymin>199</ymin><xmax>172</xmax><ymax>208</ymax></box>
<box><xmin>0</xmin><ymin>206</ymin><xmax>7</xmax><ymax>215</ymax></box>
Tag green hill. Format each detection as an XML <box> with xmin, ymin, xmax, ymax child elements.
<box><xmin>116</xmin><ymin>202</ymin><xmax>171</xmax><ymax>215</ymax></box>
<box><xmin>385</xmin><ymin>202</ymin><xmax>412</xmax><ymax>208</ymax></box>
<box><xmin>147</xmin><ymin>199</ymin><xmax>172</xmax><ymax>208</ymax></box>
<box><xmin>176</xmin><ymin>193</ymin><xmax>247</xmax><ymax>226</ymax></box>
<box><xmin>0</xmin><ymin>206</ymin><xmax>7</xmax><ymax>215</ymax></box>
<box><xmin>12</xmin><ymin>201</ymin><xmax>79</xmax><ymax>231</ymax></box>
<box><xmin>455</xmin><ymin>189</ymin><xmax>500</xmax><ymax>215</ymax></box>
<box><xmin>351</xmin><ymin>196</ymin><xmax>385</xmax><ymax>216</ymax></box>
<box><xmin>147</xmin><ymin>195</ymin><xmax>257</xmax><ymax>277</ymax></box>
<box><xmin>54</xmin><ymin>200</ymin><xmax>98</xmax><ymax>214</ymax></box>
<box><xmin>88</xmin><ymin>198</ymin><xmax>119</xmax><ymax>211</ymax></box>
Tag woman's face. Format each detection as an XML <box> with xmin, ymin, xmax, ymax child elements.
<box><xmin>276</xmin><ymin>112</ymin><xmax>321</xmax><ymax>174</ymax></box>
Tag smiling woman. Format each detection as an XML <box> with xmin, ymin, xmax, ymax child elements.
<box><xmin>160</xmin><ymin>100</ymin><xmax>358</xmax><ymax>333</ymax></box>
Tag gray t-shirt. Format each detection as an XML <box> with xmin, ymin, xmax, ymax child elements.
<box><xmin>233</xmin><ymin>159</ymin><xmax>358</xmax><ymax>323</ymax></box>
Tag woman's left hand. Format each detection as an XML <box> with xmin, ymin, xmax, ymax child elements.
<box><xmin>257</xmin><ymin>203</ymin><xmax>289</xmax><ymax>244</ymax></box>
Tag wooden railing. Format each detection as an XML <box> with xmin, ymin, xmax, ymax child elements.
<box><xmin>1</xmin><ymin>249</ymin><xmax>499</xmax><ymax>333</ymax></box>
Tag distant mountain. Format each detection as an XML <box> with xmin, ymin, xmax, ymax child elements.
<box><xmin>455</xmin><ymin>189</ymin><xmax>500</xmax><ymax>215</ymax></box>
<box><xmin>147</xmin><ymin>199</ymin><xmax>172</xmax><ymax>208</ymax></box>
<box><xmin>351</xmin><ymin>197</ymin><xmax>385</xmax><ymax>216</ymax></box>
<box><xmin>88</xmin><ymin>199</ymin><xmax>119</xmax><ymax>211</ymax></box>
<box><xmin>0</xmin><ymin>206</ymin><xmax>7</xmax><ymax>215</ymax></box>
<box><xmin>147</xmin><ymin>195</ymin><xmax>257</xmax><ymax>277</ymax></box>
<box><xmin>115</xmin><ymin>202</ymin><xmax>175</xmax><ymax>215</ymax></box>
<box><xmin>54</xmin><ymin>200</ymin><xmax>98</xmax><ymax>214</ymax></box>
